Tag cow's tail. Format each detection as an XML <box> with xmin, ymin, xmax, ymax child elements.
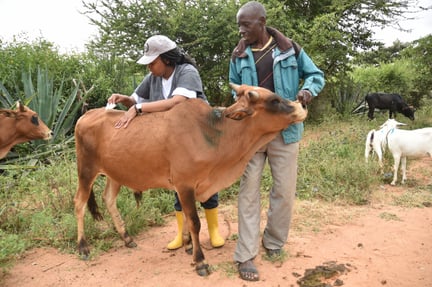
<box><xmin>87</xmin><ymin>188</ymin><xmax>103</xmax><ymax>221</ymax></box>
<box><xmin>365</xmin><ymin>129</ymin><xmax>375</xmax><ymax>161</ymax></box>
<box><xmin>133</xmin><ymin>190</ymin><xmax>143</xmax><ymax>208</ymax></box>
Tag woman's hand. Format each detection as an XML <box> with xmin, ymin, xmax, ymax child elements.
<box><xmin>108</xmin><ymin>93</ymin><xmax>128</xmax><ymax>105</ymax></box>
<box><xmin>115</xmin><ymin>105</ymin><xmax>138</xmax><ymax>129</ymax></box>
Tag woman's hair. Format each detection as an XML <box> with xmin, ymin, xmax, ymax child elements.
<box><xmin>160</xmin><ymin>47</ymin><xmax>197</xmax><ymax>68</ymax></box>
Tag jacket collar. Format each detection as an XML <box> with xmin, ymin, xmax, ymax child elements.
<box><xmin>232</xmin><ymin>27</ymin><xmax>294</xmax><ymax>60</ymax></box>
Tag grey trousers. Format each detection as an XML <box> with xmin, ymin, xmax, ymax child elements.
<box><xmin>234</xmin><ymin>134</ymin><xmax>299</xmax><ymax>263</ymax></box>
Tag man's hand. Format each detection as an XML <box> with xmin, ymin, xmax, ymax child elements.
<box><xmin>296</xmin><ymin>90</ymin><xmax>313</xmax><ymax>108</ymax></box>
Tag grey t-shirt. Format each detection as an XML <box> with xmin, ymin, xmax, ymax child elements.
<box><xmin>133</xmin><ymin>63</ymin><xmax>207</xmax><ymax>103</ymax></box>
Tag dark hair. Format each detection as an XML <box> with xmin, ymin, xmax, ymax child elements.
<box><xmin>160</xmin><ymin>47</ymin><xmax>197</xmax><ymax>68</ymax></box>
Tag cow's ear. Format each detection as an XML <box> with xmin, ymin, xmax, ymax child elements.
<box><xmin>248</xmin><ymin>90</ymin><xmax>260</xmax><ymax>103</ymax></box>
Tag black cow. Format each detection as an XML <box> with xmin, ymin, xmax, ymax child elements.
<box><xmin>365</xmin><ymin>93</ymin><xmax>415</xmax><ymax>120</ymax></box>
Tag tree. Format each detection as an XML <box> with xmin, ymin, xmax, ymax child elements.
<box><xmin>82</xmin><ymin>0</ymin><xmax>428</xmax><ymax>108</ymax></box>
<box><xmin>401</xmin><ymin>35</ymin><xmax>432</xmax><ymax>99</ymax></box>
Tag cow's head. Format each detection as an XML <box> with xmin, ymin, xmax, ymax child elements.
<box><xmin>401</xmin><ymin>105</ymin><xmax>415</xmax><ymax>121</ymax></box>
<box><xmin>224</xmin><ymin>83</ymin><xmax>307</xmax><ymax>125</ymax></box>
<box><xmin>15</xmin><ymin>101</ymin><xmax>53</xmax><ymax>141</ymax></box>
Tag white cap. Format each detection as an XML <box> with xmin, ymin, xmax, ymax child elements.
<box><xmin>137</xmin><ymin>35</ymin><xmax>177</xmax><ymax>65</ymax></box>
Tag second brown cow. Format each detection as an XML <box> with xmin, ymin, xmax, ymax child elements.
<box><xmin>0</xmin><ymin>102</ymin><xmax>52</xmax><ymax>159</ymax></box>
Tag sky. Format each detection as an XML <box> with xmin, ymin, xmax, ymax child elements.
<box><xmin>0</xmin><ymin>0</ymin><xmax>431</xmax><ymax>54</ymax></box>
<box><xmin>373</xmin><ymin>0</ymin><xmax>432</xmax><ymax>46</ymax></box>
<box><xmin>0</xmin><ymin>0</ymin><xmax>98</xmax><ymax>53</ymax></box>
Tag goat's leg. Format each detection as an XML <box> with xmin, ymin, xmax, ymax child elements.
<box><xmin>103</xmin><ymin>177</ymin><xmax>136</xmax><ymax>248</ymax></box>
<box><xmin>375</xmin><ymin>144</ymin><xmax>383</xmax><ymax>168</ymax></box>
<box><xmin>401</xmin><ymin>157</ymin><xmax>407</xmax><ymax>184</ymax></box>
<box><xmin>391</xmin><ymin>155</ymin><xmax>401</xmax><ymax>185</ymax></box>
<box><xmin>365</xmin><ymin>130</ymin><xmax>373</xmax><ymax>163</ymax></box>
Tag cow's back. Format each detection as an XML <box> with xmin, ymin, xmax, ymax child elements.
<box><xmin>365</xmin><ymin>93</ymin><xmax>394</xmax><ymax>109</ymax></box>
<box><xmin>74</xmin><ymin>101</ymin><xmax>217</xmax><ymax>192</ymax></box>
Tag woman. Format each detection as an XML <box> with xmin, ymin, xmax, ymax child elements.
<box><xmin>108</xmin><ymin>35</ymin><xmax>225</xmax><ymax>249</ymax></box>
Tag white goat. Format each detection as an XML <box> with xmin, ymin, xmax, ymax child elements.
<box><xmin>379</xmin><ymin>119</ymin><xmax>432</xmax><ymax>185</ymax></box>
<box><xmin>365</xmin><ymin>127</ymin><xmax>388</xmax><ymax>167</ymax></box>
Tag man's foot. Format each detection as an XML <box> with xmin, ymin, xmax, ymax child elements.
<box><xmin>237</xmin><ymin>260</ymin><xmax>259</xmax><ymax>281</ymax></box>
<box><xmin>262</xmin><ymin>239</ymin><xmax>282</xmax><ymax>258</ymax></box>
<box><xmin>265</xmin><ymin>248</ymin><xmax>281</xmax><ymax>257</ymax></box>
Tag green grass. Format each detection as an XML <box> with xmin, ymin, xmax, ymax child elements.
<box><xmin>1</xmin><ymin>108</ymin><xmax>432</xmax><ymax>273</ymax></box>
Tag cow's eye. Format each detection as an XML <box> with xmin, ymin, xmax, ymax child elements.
<box><xmin>271</xmin><ymin>98</ymin><xmax>281</xmax><ymax>105</ymax></box>
<box><xmin>31</xmin><ymin>115</ymin><xmax>40</xmax><ymax>126</ymax></box>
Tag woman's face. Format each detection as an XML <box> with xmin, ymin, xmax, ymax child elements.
<box><xmin>147</xmin><ymin>56</ymin><xmax>167</xmax><ymax>77</ymax></box>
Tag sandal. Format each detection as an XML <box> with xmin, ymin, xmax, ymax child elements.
<box><xmin>238</xmin><ymin>260</ymin><xmax>259</xmax><ymax>281</ymax></box>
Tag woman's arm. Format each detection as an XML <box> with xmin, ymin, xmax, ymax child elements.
<box><xmin>114</xmin><ymin>95</ymin><xmax>187</xmax><ymax>129</ymax></box>
<box><xmin>107</xmin><ymin>94</ymin><xmax>137</xmax><ymax>108</ymax></box>
<box><xmin>137</xmin><ymin>95</ymin><xmax>187</xmax><ymax>113</ymax></box>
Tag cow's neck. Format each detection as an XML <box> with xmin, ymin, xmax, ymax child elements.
<box><xmin>0</xmin><ymin>117</ymin><xmax>24</xmax><ymax>159</ymax></box>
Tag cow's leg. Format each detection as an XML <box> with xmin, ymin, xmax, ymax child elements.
<box><xmin>180</xmin><ymin>211</ymin><xmax>192</xmax><ymax>254</ymax></box>
<box><xmin>401</xmin><ymin>157</ymin><xmax>407</xmax><ymax>184</ymax></box>
<box><xmin>103</xmin><ymin>177</ymin><xmax>136</xmax><ymax>248</ymax></box>
<box><xmin>177</xmin><ymin>188</ymin><xmax>209</xmax><ymax>276</ymax></box>
<box><xmin>367</xmin><ymin>106</ymin><xmax>374</xmax><ymax>120</ymax></box>
<box><xmin>74</xmin><ymin>170</ymin><xmax>98</xmax><ymax>258</ymax></box>
<box><xmin>391</xmin><ymin>154</ymin><xmax>401</xmax><ymax>185</ymax></box>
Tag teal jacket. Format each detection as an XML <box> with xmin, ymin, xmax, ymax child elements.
<box><xmin>229</xmin><ymin>27</ymin><xmax>325</xmax><ymax>144</ymax></box>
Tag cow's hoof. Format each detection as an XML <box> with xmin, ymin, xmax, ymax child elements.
<box><xmin>80</xmin><ymin>253</ymin><xmax>90</xmax><ymax>261</ymax></box>
<box><xmin>196</xmin><ymin>263</ymin><xmax>210</xmax><ymax>276</ymax></box>
<box><xmin>125</xmin><ymin>241</ymin><xmax>137</xmax><ymax>248</ymax></box>
<box><xmin>78</xmin><ymin>239</ymin><xmax>90</xmax><ymax>260</ymax></box>
<box><xmin>185</xmin><ymin>243</ymin><xmax>193</xmax><ymax>255</ymax></box>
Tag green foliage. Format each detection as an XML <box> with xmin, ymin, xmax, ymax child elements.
<box><xmin>0</xmin><ymin>37</ymin><xmax>86</xmax><ymax>99</ymax></box>
<box><xmin>0</xmin><ymin>67</ymin><xmax>90</xmax><ymax>165</ymax></box>
<box><xmin>0</xmin><ymin>230</ymin><xmax>27</xmax><ymax>270</ymax></box>
<box><xmin>327</xmin><ymin>76</ymin><xmax>366</xmax><ymax>116</ymax></box>
<box><xmin>77</xmin><ymin>0</ymin><xmax>429</xmax><ymax>115</ymax></box>
<box><xmin>401</xmin><ymin>35</ymin><xmax>432</xmax><ymax>98</ymax></box>
<box><xmin>350</xmin><ymin>58</ymin><xmax>418</xmax><ymax>106</ymax></box>
<box><xmin>297</xmin><ymin>119</ymin><xmax>381</xmax><ymax>205</ymax></box>
<box><xmin>353</xmin><ymin>40</ymin><xmax>410</xmax><ymax>65</ymax></box>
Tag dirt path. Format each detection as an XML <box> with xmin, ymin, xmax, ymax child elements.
<box><xmin>3</xmin><ymin>195</ymin><xmax>432</xmax><ymax>287</ymax></box>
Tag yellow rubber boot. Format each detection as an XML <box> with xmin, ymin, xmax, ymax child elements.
<box><xmin>167</xmin><ymin>211</ymin><xmax>184</xmax><ymax>250</ymax></box>
<box><xmin>204</xmin><ymin>207</ymin><xmax>225</xmax><ymax>248</ymax></box>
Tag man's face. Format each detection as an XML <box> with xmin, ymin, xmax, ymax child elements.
<box><xmin>236</xmin><ymin>9</ymin><xmax>263</xmax><ymax>45</ymax></box>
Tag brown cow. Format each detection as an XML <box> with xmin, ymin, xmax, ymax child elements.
<box><xmin>0</xmin><ymin>102</ymin><xmax>52</xmax><ymax>159</ymax></box>
<box><xmin>73</xmin><ymin>83</ymin><xmax>307</xmax><ymax>276</ymax></box>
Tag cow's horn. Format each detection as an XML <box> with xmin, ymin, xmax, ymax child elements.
<box><xmin>229</xmin><ymin>82</ymin><xmax>240</xmax><ymax>92</ymax></box>
<box><xmin>17</xmin><ymin>101</ymin><xmax>25</xmax><ymax>112</ymax></box>
<box><xmin>249</xmin><ymin>90</ymin><xmax>260</xmax><ymax>102</ymax></box>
